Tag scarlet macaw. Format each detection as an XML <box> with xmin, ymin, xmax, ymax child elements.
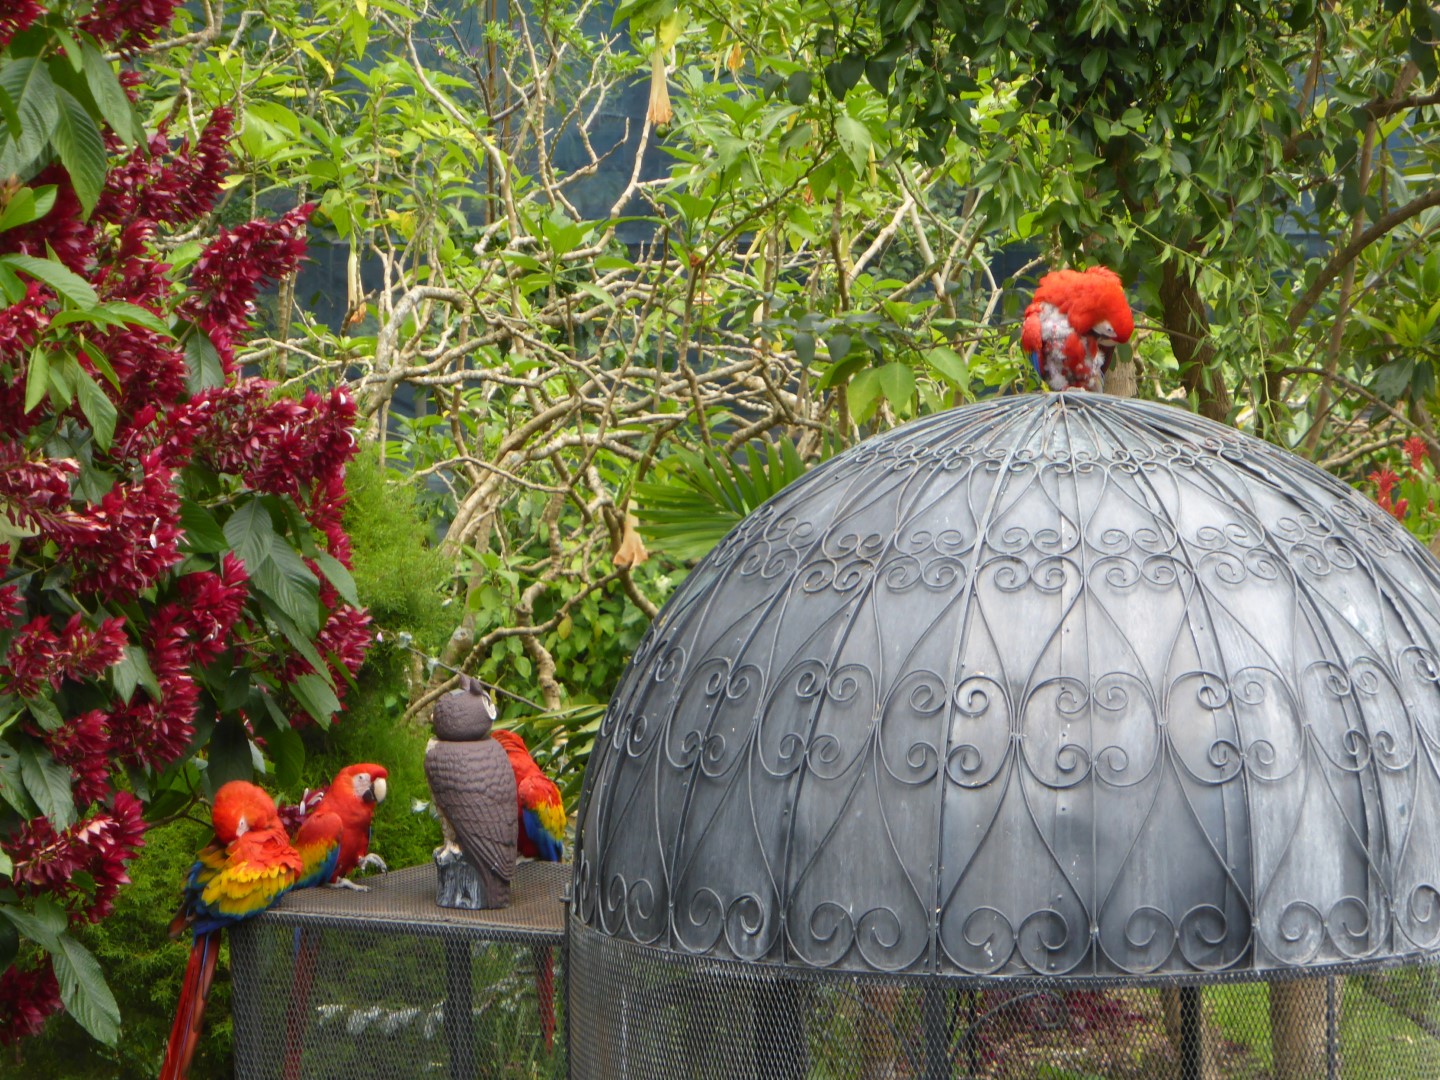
<box><xmin>491</xmin><ymin>728</ymin><xmax>564</xmax><ymax>1049</ymax></box>
<box><xmin>281</xmin><ymin>763</ymin><xmax>388</xmax><ymax>1080</ymax></box>
<box><xmin>1021</xmin><ymin>266</ymin><xmax>1134</xmax><ymax>391</ymax></box>
<box><xmin>161</xmin><ymin>781</ymin><xmax>302</xmax><ymax>1080</ymax></box>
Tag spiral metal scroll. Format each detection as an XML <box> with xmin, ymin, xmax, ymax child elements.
<box><xmin>574</xmin><ymin>393</ymin><xmax>1440</xmax><ymax>978</ymax></box>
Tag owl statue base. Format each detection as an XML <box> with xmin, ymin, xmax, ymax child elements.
<box><xmin>433</xmin><ymin>844</ymin><xmax>510</xmax><ymax>910</ymax></box>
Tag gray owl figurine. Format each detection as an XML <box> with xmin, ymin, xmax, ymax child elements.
<box><xmin>425</xmin><ymin>676</ymin><xmax>517</xmax><ymax>909</ymax></box>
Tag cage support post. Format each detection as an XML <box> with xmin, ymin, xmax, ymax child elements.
<box><xmin>1178</xmin><ymin>986</ymin><xmax>1203</xmax><ymax>1080</ymax></box>
<box><xmin>443</xmin><ymin>937</ymin><xmax>474</xmax><ymax>1080</ymax></box>
<box><xmin>922</xmin><ymin>984</ymin><xmax>947</xmax><ymax>1080</ymax></box>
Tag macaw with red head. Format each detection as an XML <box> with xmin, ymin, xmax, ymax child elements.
<box><xmin>291</xmin><ymin>762</ymin><xmax>390</xmax><ymax>889</ymax></box>
<box><xmin>490</xmin><ymin>728</ymin><xmax>564</xmax><ymax>1050</ymax></box>
<box><xmin>1021</xmin><ymin>266</ymin><xmax>1134</xmax><ymax>391</ymax></box>
<box><xmin>162</xmin><ymin>781</ymin><xmax>302</xmax><ymax>1080</ymax></box>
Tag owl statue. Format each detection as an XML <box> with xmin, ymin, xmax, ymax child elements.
<box><xmin>425</xmin><ymin>676</ymin><xmax>517</xmax><ymax>908</ymax></box>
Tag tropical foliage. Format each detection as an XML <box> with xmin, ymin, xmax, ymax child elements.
<box><xmin>0</xmin><ymin>0</ymin><xmax>1435</xmax><ymax>1074</ymax></box>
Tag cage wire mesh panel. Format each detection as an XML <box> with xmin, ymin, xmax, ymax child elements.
<box><xmin>570</xmin><ymin>927</ymin><xmax>1440</xmax><ymax>1079</ymax></box>
<box><xmin>230</xmin><ymin>861</ymin><xmax>566</xmax><ymax>1080</ymax></box>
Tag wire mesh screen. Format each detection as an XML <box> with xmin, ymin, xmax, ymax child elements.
<box><xmin>230</xmin><ymin>862</ymin><xmax>567</xmax><ymax>1080</ymax></box>
<box><xmin>569</xmin><ymin>923</ymin><xmax>1440</xmax><ymax>1079</ymax></box>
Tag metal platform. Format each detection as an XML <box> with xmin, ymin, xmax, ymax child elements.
<box><xmin>230</xmin><ymin>861</ymin><xmax>568</xmax><ymax>1079</ymax></box>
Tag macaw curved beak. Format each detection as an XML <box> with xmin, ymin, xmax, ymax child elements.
<box><xmin>370</xmin><ymin>777</ymin><xmax>388</xmax><ymax>804</ymax></box>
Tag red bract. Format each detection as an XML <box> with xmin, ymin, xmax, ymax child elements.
<box><xmin>187</xmin><ymin>204</ymin><xmax>315</xmax><ymax>373</ymax></box>
<box><xmin>9</xmin><ymin>793</ymin><xmax>146</xmax><ymax>922</ymax></box>
<box><xmin>55</xmin><ymin>454</ymin><xmax>182</xmax><ymax>601</ymax></box>
<box><xmin>1370</xmin><ymin>468</ymin><xmax>1399</xmax><ymax>500</ymax></box>
<box><xmin>177</xmin><ymin>553</ymin><xmax>249</xmax><ymax>664</ymax></box>
<box><xmin>77</xmin><ymin>0</ymin><xmax>181</xmax><ymax>53</ymax></box>
<box><xmin>96</xmin><ymin>109</ymin><xmax>232</xmax><ymax>227</ymax></box>
<box><xmin>0</xmin><ymin>0</ymin><xmax>43</xmax><ymax>51</ymax></box>
<box><xmin>38</xmin><ymin>710</ymin><xmax>114</xmax><ymax>807</ymax></box>
<box><xmin>1405</xmin><ymin>436</ymin><xmax>1429</xmax><ymax>472</ymax></box>
<box><xmin>2</xmin><ymin>617</ymin><xmax>61</xmax><ymax>698</ymax></box>
<box><xmin>0</xmin><ymin>959</ymin><xmax>61</xmax><ymax>1046</ymax></box>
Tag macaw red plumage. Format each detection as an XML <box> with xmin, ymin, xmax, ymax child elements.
<box><xmin>281</xmin><ymin>763</ymin><xmax>388</xmax><ymax>1080</ymax></box>
<box><xmin>290</xmin><ymin>762</ymin><xmax>389</xmax><ymax>888</ymax></box>
<box><xmin>1021</xmin><ymin>266</ymin><xmax>1134</xmax><ymax>391</ymax></box>
<box><xmin>490</xmin><ymin>728</ymin><xmax>564</xmax><ymax>1050</ymax></box>
<box><xmin>161</xmin><ymin>781</ymin><xmax>302</xmax><ymax>1080</ymax></box>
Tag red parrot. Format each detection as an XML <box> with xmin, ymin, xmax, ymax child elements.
<box><xmin>490</xmin><ymin>728</ymin><xmax>564</xmax><ymax>1050</ymax></box>
<box><xmin>1021</xmin><ymin>266</ymin><xmax>1134</xmax><ymax>391</ymax></box>
<box><xmin>281</xmin><ymin>763</ymin><xmax>388</xmax><ymax>1080</ymax></box>
<box><xmin>162</xmin><ymin>781</ymin><xmax>302</xmax><ymax>1080</ymax></box>
<box><xmin>290</xmin><ymin>762</ymin><xmax>390</xmax><ymax>888</ymax></box>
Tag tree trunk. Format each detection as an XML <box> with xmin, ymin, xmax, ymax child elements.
<box><xmin>1270</xmin><ymin>978</ymin><xmax>1335</xmax><ymax>1080</ymax></box>
<box><xmin>1160</xmin><ymin>988</ymin><xmax>1218</xmax><ymax>1080</ymax></box>
<box><xmin>1159</xmin><ymin>260</ymin><xmax>1231</xmax><ymax>424</ymax></box>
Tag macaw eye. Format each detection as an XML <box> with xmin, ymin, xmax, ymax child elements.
<box><xmin>236</xmin><ymin>816</ymin><xmax>249</xmax><ymax>836</ymax></box>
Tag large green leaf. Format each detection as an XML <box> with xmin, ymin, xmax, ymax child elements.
<box><xmin>17</xmin><ymin>740</ymin><xmax>75</xmax><ymax>830</ymax></box>
<box><xmin>0</xmin><ymin>253</ymin><xmax>98</xmax><ymax>308</ymax></box>
<box><xmin>0</xmin><ymin>57</ymin><xmax>59</xmax><ymax>174</ymax></box>
<box><xmin>50</xmin><ymin>88</ymin><xmax>106</xmax><ymax>217</ymax></box>
<box><xmin>253</xmin><ymin>541</ymin><xmax>321</xmax><ymax>638</ymax></box>
<box><xmin>634</xmin><ymin>440</ymin><xmax>815</xmax><ymax>561</ymax></box>
<box><xmin>0</xmin><ymin>741</ymin><xmax>38</xmax><ymax>818</ymax></box>
<box><xmin>75</xmin><ymin>368</ymin><xmax>117</xmax><ymax>450</ymax></box>
<box><xmin>290</xmin><ymin>672</ymin><xmax>341</xmax><ymax>728</ymax></box>
<box><xmin>50</xmin><ymin>930</ymin><xmax>121</xmax><ymax>1046</ymax></box>
<box><xmin>205</xmin><ymin>718</ymin><xmax>253</xmax><ymax>793</ymax></box>
<box><xmin>80</xmin><ymin>41</ymin><xmax>140</xmax><ymax>144</ymax></box>
<box><xmin>223</xmin><ymin>499</ymin><xmax>277</xmax><ymax>570</ymax></box>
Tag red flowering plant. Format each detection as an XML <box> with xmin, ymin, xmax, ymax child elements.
<box><xmin>1369</xmin><ymin>436</ymin><xmax>1440</xmax><ymax>545</ymax></box>
<box><xmin>0</xmin><ymin>2</ymin><xmax>369</xmax><ymax>1045</ymax></box>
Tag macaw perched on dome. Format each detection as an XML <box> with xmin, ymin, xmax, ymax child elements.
<box><xmin>1021</xmin><ymin>266</ymin><xmax>1134</xmax><ymax>391</ymax></box>
<box><xmin>162</xmin><ymin>781</ymin><xmax>303</xmax><ymax>1080</ymax></box>
<box><xmin>491</xmin><ymin>728</ymin><xmax>564</xmax><ymax>1050</ymax></box>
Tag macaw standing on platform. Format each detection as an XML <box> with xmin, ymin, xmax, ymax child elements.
<box><xmin>491</xmin><ymin>728</ymin><xmax>564</xmax><ymax>1050</ymax></box>
<box><xmin>162</xmin><ymin>781</ymin><xmax>303</xmax><ymax>1080</ymax></box>
<box><xmin>290</xmin><ymin>762</ymin><xmax>390</xmax><ymax>888</ymax></box>
<box><xmin>1021</xmin><ymin>266</ymin><xmax>1135</xmax><ymax>391</ymax></box>
<box><xmin>281</xmin><ymin>763</ymin><xmax>389</xmax><ymax>1080</ymax></box>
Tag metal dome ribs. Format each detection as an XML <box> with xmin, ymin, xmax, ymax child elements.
<box><xmin>573</xmin><ymin>392</ymin><xmax>1440</xmax><ymax>980</ymax></box>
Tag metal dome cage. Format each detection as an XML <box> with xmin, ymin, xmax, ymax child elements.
<box><xmin>568</xmin><ymin>393</ymin><xmax>1440</xmax><ymax>1079</ymax></box>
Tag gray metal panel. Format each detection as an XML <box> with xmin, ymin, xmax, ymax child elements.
<box><xmin>574</xmin><ymin>393</ymin><xmax>1440</xmax><ymax>978</ymax></box>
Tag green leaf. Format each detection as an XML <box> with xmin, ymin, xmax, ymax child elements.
<box><xmin>81</xmin><ymin>41</ymin><xmax>139</xmax><ymax>144</ymax></box>
<box><xmin>290</xmin><ymin>673</ymin><xmax>341</xmax><ymax>728</ymax></box>
<box><xmin>312</xmin><ymin>550</ymin><xmax>359</xmax><ymax>606</ymax></box>
<box><xmin>835</xmin><ymin>115</ymin><xmax>872</xmax><ymax>173</ymax></box>
<box><xmin>50</xmin><ymin>89</ymin><xmax>106</xmax><ymax>218</ymax></box>
<box><xmin>27</xmin><ymin>693</ymin><xmax>63</xmax><ymax>733</ymax></box>
<box><xmin>18</xmin><ymin>740</ymin><xmax>75</xmax><ymax>830</ymax></box>
<box><xmin>51</xmin><ymin>930</ymin><xmax>121</xmax><ymax>1045</ymax></box>
<box><xmin>23</xmin><ymin>346</ymin><xmax>48</xmax><ymax>413</ymax></box>
<box><xmin>0</xmin><ymin>896</ymin><xmax>66</xmax><ymax>949</ymax></box>
<box><xmin>785</xmin><ymin>71</ymin><xmax>812</xmax><ymax>106</ymax></box>
<box><xmin>223</xmin><ymin>500</ymin><xmax>277</xmax><ymax>571</ymax></box>
<box><xmin>923</xmin><ymin>346</ymin><xmax>968</xmax><ymax>386</ymax></box>
<box><xmin>205</xmin><ymin>719</ymin><xmax>253</xmax><ymax>792</ymax></box>
<box><xmin>0</xmin><ymin>184</ymin><xmax>55</xmax><ymax>233</ymax></box>
<box><xmin>261</xmin><ymin>600</ymin><xmax>332</xmax><ymax>687</ymax></box>
<box><xmin>179</xmin><ymin>501</ymin><xmax>229</xmax><ymax>554</ymax></box>
<box><xmin>253</xmin><ymin>541</ymin><xmax>321</xmax><ymax>638</ymax></box>
<box><xmin>113</xmin><ymin>645</ymin><xmax>160</xmax><ymax>704</ymax></box>
<box><xmin>267</xmin><ymin>725</ymin><xmax>305</xmax><ymax>789</ymax></box>
<box><xmin>0</xmin><ymin>741</ymin><xmax>37</xmax><ymax>817</ymax></box>
<box><xmin>876</xmin><ymin>362</ymin><xmax>916</xmax><ymax>408</ymax></box>
<box><xmin>75</xmin><ymin>369</ymin><xmax>117</xmax><ymax>450</ymax></box>
<box><xmin>847</xmin><ymin>367</ymin><xmax>882</xmax><ymax>422</ymax></box>
<box><xmin>0</xmin><ymin>58</ymin><xmax>59</xmax><ymax>173</ymax></box>
<box><xmin>0</xmin><ymin>253</ymin><xmax>98</xmax><ymax>307</ymax></box>
<box><xmin>184</xmin><ymin>328</ymin><xmax>224</xmax><ymax>394</ymax></box>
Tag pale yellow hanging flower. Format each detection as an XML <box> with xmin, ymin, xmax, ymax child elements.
<box><xmin>726</xmin><ymin>42</ymin><xmax>743</xmax><ymax>74</ymax></box>
<box><xmin>647</xmin><ymin>12</ymin><xmax>684</xmax><ymax>128</ymax></box>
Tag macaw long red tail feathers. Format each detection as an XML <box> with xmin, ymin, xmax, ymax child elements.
<box><xmin>534</xmin><ymin>944</ymin><xmax>555</xmax><ymax>1052</ymax></box>
<box><xmin>281</xmin><ymin>928</ymin><xmax>321</xmax><ymax>1080</ymax></box>
<box><xmin>160</xmin><ymin>931</ymin><xmax>220</xmax><ymax>1080</ymax></box>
